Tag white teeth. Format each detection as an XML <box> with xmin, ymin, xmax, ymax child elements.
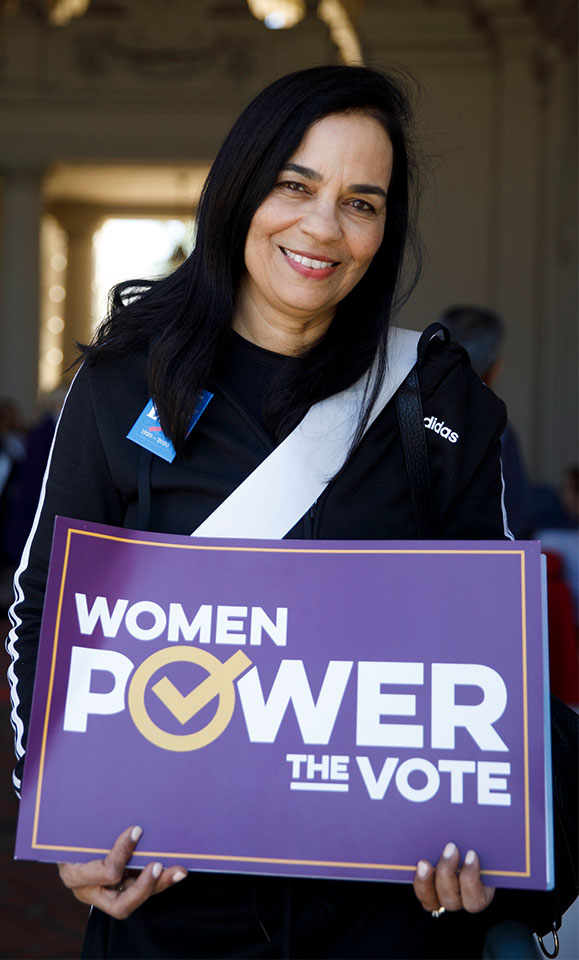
<box><xmin>282</xmin><ymin>248</ymin><xmax>335</xmax><ymax>269</ymax></box>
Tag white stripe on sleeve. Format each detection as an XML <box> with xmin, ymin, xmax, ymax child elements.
<box><xmin>500</xmin><ymin>457</ymin><xmax>515</xmax><ymax>541</ymax></box>
<box><xmin>5</xmin><ymin>368</ymin><xmax>82</xmax><ymax>793</ymax></box>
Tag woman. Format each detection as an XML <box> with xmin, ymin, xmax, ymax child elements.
<box><xmin>8</xmin><ymin>66</ymin><xmax>526</xmax><ymax>959</ymax></box>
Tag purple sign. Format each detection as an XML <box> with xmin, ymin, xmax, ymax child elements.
<box><xmin>16</xmin><ymin>518</ymin><xmax>552</xmax><ymax>890</ymax></box>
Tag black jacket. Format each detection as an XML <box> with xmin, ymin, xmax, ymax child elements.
<box><xmin>7</xmin><ymin>328</ymin><xmax>516</xmax><ymax>959</ymax></box>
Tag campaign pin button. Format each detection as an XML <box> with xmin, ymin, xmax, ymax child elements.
<box><xmin>127</xmin><ymin>392</ymin><xmax>213</xmax><ymax>462</ymax></box>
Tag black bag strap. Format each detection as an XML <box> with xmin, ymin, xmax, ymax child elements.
<box><xmin>395</xmin><ymin>323</ymin><xmax>450</xmax><ymax>539</ymax></box>
<box><xmin>395</xmin><ymin>364</ymin><xmax>432</xmax><ymax>539</ymax></box>
<box><xmin>137</xmin><ymin>448</ymin><xmax>153</xmax><ymax>531</ymax></box>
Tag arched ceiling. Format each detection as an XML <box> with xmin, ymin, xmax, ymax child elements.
<box><xmin>1</xmin><ymin>0</ymin><xmax>576</xmax><ymax>53</ymax></box>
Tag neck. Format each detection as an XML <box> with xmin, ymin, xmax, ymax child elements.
<box><xmin>233</xmin><ymin>285</ymin><xmax>334</xmax><ymax>357</ymax></box>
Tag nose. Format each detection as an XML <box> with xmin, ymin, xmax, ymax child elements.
<box><xmin>299</xmin><ymin>198</ymin><xmax>343</xmax><ymax>245</ymax></box>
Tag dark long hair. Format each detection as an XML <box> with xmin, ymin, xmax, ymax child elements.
<box><xmin>83</xmin><ymin>65</ymin><xmax>422</xmax><ymax>455</ymax></box>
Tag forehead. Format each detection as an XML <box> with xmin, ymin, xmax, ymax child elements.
<box><xmin>287</xmin><ymin>112</ymin><xmax>393</xmax><ymax>184</ymax></box>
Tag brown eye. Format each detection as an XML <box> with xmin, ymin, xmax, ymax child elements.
<box><xmin>349</xmin><ymin>198</ymin><xmax>376</xmax><ymax>213</ymax></box>
<box><xmin>277</xmin><ymin>180</ymin><xmax>309</xmax><ymax>194</ymax></box>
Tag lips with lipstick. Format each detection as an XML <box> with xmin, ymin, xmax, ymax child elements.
<box><xmin>280</xmin><ymin>246</ymin><xmax>340</xmax><ymax>278</ymax></box>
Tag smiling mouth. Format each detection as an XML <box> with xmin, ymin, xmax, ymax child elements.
<box><xmin>280</xmin><ymin>247</ymin><xmax>340</xmax><ymax>270</ymax></box>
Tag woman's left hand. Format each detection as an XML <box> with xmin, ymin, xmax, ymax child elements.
<box><xmin>413</xmin><ymin>843</ymin><xmax>495</xmax><ymax>916</ymax></box>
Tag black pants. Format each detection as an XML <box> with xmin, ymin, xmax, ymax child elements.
<box><xmin>82</xmin><ymin>872</ymin><xmax>492</xmax><ymax>959</ymax></box>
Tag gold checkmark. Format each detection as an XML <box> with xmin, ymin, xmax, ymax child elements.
<box><xmin>128</xmin><ymin>647</ymin><xmax>253</xmax><ymax>752</ymax></box>
<box><xmin>151</xmin><ymin>650</ymin><xmax>252</xmax><ymax>725</ymax></box>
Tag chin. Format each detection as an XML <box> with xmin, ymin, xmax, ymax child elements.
<box><xmin>278</xmin><ymin>290</ymin><xmax>338</xmax><ymax>314</ymax></box>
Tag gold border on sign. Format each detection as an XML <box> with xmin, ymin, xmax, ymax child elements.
<box><xmin>31</xmin><ymin>528</ymin><xmax>531</xmax><ymax>878</ymax></box>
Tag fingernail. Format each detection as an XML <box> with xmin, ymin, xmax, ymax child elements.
<box><xmin>465</xmin><ymin>849</ymin><xmax>476</xmax><ymax>866</ymax></box>
<box><xmin>417</xmin><ymin>860</ymin><xmax>429</xmax><ymax>878</ymax></box>
<box><xmin>172</xmin><ymin>870</ymin><xmax>187</xmax><ymax>883</ymax></box>
<box><xmin>152</xmin><ymin>862</ymin><xmax>163</xmax><ymax>878</ymax></box>
<box><xmin>131</xmin><ymin>826</ymin><xmax>143</xmax><ymax>843</ymax></box>
<box><xmin>443</xmin><ymin>842</ymin><xmax>457</xmax><ymax>859</ymax></box>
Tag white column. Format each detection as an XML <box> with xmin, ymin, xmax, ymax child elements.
<box><xmin>0</xmin><ymin>168</ymin><xmax>43</xmax><ymax>418</ymax></box>
<box><xmin>476</xmin><ymin>6</ymin><xmax>550</xmax><ymax>477</ymax></box>
<box><xmin>534</xmin><ymin>52</ymin><xmax>578</xmax><ymax>483</ymax></box>
<box><xmin>484</xmin><ymin>25</ymin><xmax>543</xmax><ymax>473</ymax></box>
<box><xmin>51</xmin><ymin>203</ymin><xmax>103</xmax><ymax>372</ymax></box>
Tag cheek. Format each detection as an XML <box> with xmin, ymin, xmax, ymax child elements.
<box><xmin>351</xmin><ymin>226</ymin><xmax>385</xmax><ymax>269</ymax></box>
<box><xmin>248</xmin><ymin>197</ymin><xmax>292</xmax><ymax>243</ymax></box>
<box><xmin>244</xmin><ymin>203</ymin><xmax>273</xmax><ymax>255</ymax></box>
<box><xmin>244</xmin><ymin>220</ymin><xmax>275</xmax><ymax>273</ymax></box>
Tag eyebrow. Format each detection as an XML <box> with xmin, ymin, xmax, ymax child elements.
<box><xmin>282</xmin><ymin>162</ymin><xmax>321</xmax><ymax>180</ymax></box>
<box><xmin>281</xmin><ymin>163</ymin><xmax>387</xmax><ymax>201</ymax></box>
<box><xmin>349</xmin><ymin>183</ymin><xmax>387</xmax><ymax>201</ymax></box>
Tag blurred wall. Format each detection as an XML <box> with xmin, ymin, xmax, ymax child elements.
<box><xmin>0</xmin><ymin>0</ymin><xmax>576</xmax><ymax>483</ymax></box>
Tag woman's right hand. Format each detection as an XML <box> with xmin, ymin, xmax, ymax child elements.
<box><xmin>57</xmin><ymin>825</ymin><xmax>187</xmax><ymax>920</ymax></box>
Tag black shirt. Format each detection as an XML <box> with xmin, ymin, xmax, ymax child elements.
<box><xmin>9</xmin><ymin>330</ymin><xmax>516</xmax><ymax>959</ymax></box>
<box><xmin>216</xmin><ymin>331</ymin><xmax>298</xmax><ymax>436</ymax></box>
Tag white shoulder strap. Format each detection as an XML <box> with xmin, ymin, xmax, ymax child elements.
<box><xmin>192</xmin><ymin>327</ymin><xmax>420</xmax><ymax>540</ymax></box>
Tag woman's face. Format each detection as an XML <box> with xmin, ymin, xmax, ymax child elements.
<box><xmin>239</xmin><ymin>111</ymin><xmax>393</xmax><ymax>341</ymax></box>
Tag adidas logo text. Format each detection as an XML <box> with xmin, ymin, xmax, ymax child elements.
<box><xmin>424</xmin><ymin>416</ymin><xmax>459</xmax><ymax>444</ymax></box>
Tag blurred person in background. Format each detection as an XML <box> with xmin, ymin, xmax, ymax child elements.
<box><xmin>0</xmin><ymin>397</ymin><xmax>27</xmax><ymax>610</ymax></box>
<box><xmin>0</xmin><ymin>388</ymin><xmax>67</xmax><ymax>579</ymax></box>
<box><xmin>441</xmin><ymin>306</ymin><xmax>578</xmax><ymax>704</ymax></box>
<box><xmin>536</xmin><ymin>464</ymin><xmax>579</xmax><ymax>701</ymax></box>
<box><xmin>0</xmin><ymin>397</ymin><xmax>26</xmax><ymax>502</ymax></box>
